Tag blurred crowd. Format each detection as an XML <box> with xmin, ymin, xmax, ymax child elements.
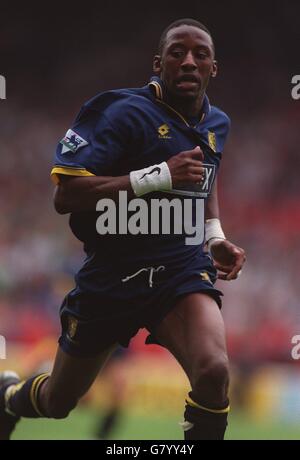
<box><xmin>1</xmin><ymin>3</ymin><xmax>299</xmax><ymax>366</ymax></box>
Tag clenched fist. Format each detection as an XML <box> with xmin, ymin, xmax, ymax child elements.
<box><xmin>167</xmin><ymin>146</ymin><xmax>205</xmax><ymax>188</ymax></box>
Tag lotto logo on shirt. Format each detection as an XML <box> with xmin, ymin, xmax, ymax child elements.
<box><xmin>158</xmin><ymin>123</ymin><xmax>171</xmax><ymax>139</ymax></box>
<box><xmin>60</xmin><ymin>129</ymin><xmax>88</xmax><ymax>154</ymax></box>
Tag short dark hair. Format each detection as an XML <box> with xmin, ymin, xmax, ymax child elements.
<box><xmin>158</xmin><ymin>18</ymin><xmax>214</xmax><ymax>55</ymax></box>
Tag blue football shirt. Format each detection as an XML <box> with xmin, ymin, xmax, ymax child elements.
<box><xmin>51</xmin><ymin>76</ymin><xmax>230</xmax><ymax>267</ymax></box>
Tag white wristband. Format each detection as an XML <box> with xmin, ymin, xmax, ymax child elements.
<box><xmin>130</xmin><ymin>161</ymin><xmax>172</xmax><ymax>197</ymax></box>
<box><xmin>205</xmin><ymin>218</ymin><xmax>226</xmax><ymax>251</ymax></box>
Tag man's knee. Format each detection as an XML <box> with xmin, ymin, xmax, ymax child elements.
<box><xmin>191</xmin><ymin>355</ymin><xmax>230</xmax><ymax>399</ymax></box>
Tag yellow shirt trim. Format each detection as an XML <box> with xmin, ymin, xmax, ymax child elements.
<box><xmin>149</xmin><ymin>81</ymin><xmax>163</xmax><ymax>100</ymax></box>
<box><xmin>50</xmin><ymin>166</ymin><xmax>95</xmax><ymax>185</ymax></box>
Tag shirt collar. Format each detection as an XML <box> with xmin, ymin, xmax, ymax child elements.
<box><xmin>148</xmin><ymin>76</ymin><xmax>211</xmax><ymax>121</ymax></box>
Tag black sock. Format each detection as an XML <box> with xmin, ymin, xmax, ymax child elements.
<box><xmin>5</xmin><ymin>373</ymin><xmax>49</xmax><ymax>418</ymax></box>
<box><xmin>182</xmin><ymin>392</ymin><xmax>229</xmax><ymax>440</ymax></box>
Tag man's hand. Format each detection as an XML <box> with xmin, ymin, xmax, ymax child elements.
<box><xmin>167</xmin><ymin>146</ymin><xmax>204</xmax><ymax>187</ymax></box>
<box><xmin>210</xmin><ymin>239</ymin><xmax>246</xmax><ymax>281</ymax></box>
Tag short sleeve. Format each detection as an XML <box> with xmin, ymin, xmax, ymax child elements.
<box><xmin>51</xmin><ymin>107</ymin><xmax>128</xmax><ymax>184</ymax></box>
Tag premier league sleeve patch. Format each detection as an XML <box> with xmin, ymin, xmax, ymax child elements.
<box><xmin>60</xmin><ymin>129</ymin><xmax>89</xmax><ymax>154</ymax></box>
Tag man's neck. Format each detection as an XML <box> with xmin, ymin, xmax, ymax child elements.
<box><xmin>164</xmin><ymin>92</ymin><xmax>205</xmax><ymax>119</ymax></box>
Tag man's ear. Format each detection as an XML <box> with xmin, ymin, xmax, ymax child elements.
<box><xmin>211</xmin><ymin>60</ymin><xmax>218</xmax><ymax>78</ymax></box>
<box><xmin>153</xmin><ymin>55</ymin><xmax>162</xmax><ymax>75</ymax></box>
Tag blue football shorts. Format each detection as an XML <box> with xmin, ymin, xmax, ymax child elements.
<box><xmin>58</xmin><ymin>253</ymin><xmax>223</xmax><ymax>357</ymax></box>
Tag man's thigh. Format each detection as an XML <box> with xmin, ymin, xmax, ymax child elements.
<box><xmin>152</xmin><ymin>293</ymin><xmax>228</xmax><ymax>381</ymax></box>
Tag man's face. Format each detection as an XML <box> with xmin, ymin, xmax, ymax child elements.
<box><xmin>153</xmin><ymin>25</ymin><xmax>217</xmax><ymax>100</ymax></box>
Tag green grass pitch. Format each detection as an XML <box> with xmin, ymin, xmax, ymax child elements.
<box><xmin>11</xmin><ymin>407</ymin><xmax>300</xmax><ymax>440</ymax></box>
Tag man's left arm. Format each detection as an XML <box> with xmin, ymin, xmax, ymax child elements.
<box><xmin>205</xmin><ymin>179</ymin><xmax>246</xmax><ymax>280</ymax></box>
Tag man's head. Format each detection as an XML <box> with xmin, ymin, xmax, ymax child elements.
<box><xmin>153</xmin><ymin>19</ymin><xmax>217</xmax><ymax>102</ymax></box>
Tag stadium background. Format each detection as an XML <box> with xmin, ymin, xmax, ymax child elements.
<box><xmin>1</xmin><ymin>0</ymin><xmax>300</xmax><ymax>439</ymax></box>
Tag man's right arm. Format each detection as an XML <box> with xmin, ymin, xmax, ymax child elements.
<box><xmin>54</xmin><ymin>146</ymin><xmax>205</xmax><ymax>214</ymax></box>
<box><xmin>54</xmin><ymin>174</ymin><xmax>134</xmax><ymax>214</ymax></box>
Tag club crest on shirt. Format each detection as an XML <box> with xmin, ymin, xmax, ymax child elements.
<box><xmin>158</xmin><ymin>124</ymin><xmax>171</xmax><ymax>139</ymax></box>
<box><xmin>208</xmin><ymin>131</ymin><xmax>217</xmax><ymax>153</ymax></box>
<box><xmin>60</xmin><ymin>129</ymin><xmax>88</xmax><ymax>154</ymax></box>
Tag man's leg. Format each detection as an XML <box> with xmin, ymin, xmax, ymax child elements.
<box><xmin>152</xmin><ymin>292</ymin><xmax>229</xmax><ymax>440</ymax></box>
<box><xmin>0</xmin><ymin>344</ymin><xmax>116</xmax><ymax>439</ymax></box>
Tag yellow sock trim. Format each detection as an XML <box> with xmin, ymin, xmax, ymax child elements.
<box><xmin>5</xmin><ymin>381</ymin><xmax>26</xmax><ymax>416</ymax></box>
<box><xmin>186</xmin><ymin>395</ymin><xmax>230</xmax><ymax>414</ymax></box>
<box><xmin>30</xmin><ymin>373</ymin><xmax>49</xmax><ymax>417</ymax></box>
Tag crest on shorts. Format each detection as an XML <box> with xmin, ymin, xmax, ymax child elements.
<box><xmin>208</xmin><ymin>131</ymin><xmax>217</xmax><ymax>153</ymax></box>
<box><xmin>67</xmin><ymin>316</ymin><xmax>78</xmax><ymax>339</ymax></box>
<box><xmin>200</xmin><ymin>272</ymin><xmax>211</xmax><ymax>283</ymax></box>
